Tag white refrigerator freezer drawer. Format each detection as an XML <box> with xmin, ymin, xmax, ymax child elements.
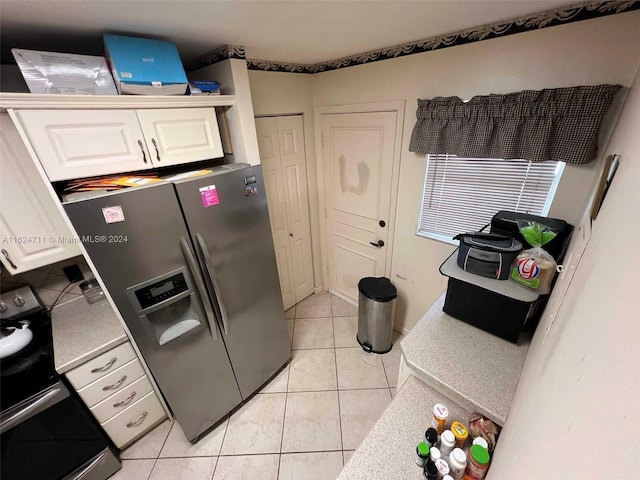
<box><xmin>90</xmin><ymin>375</ymin><xmax>154</xmax><ymax>424</ymax></box>
<box><xmin>77</xmin><ymin>358</ymin><xmax>144</xmax><ymax>407</ymax></box>
<box><xmin>66</xmin><ymin>342</ymin><xmax>137</xmax><ymax>390</ymax></box>
<box><xmin>101</xmin><ymin>391</ymin><xmax>166</xmax><ymax>448</ymax></box>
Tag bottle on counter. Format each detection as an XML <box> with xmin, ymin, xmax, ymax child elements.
<box><xmin>472</xmin><ymin>437</ymin><xmax>489</xmax><ymax>451</ymax></box>
<box><xmin>465</xmin><ymin>444</ymin><xmax>491</xmax><ymax>480</ymax></box>
<box><xmin>435</xmin><ymin>458</ymin><xmax>450</xmax><ymax>477</ymax></box>
<box><xmin>448</xmin><ymin>448</ymin><xmax>468</xmax><ymax>479</ymax></box>
<box><xmin>432</xmin><ymin>403</ymin><xmax>449</xmax><ymax>434</ymax></box>
<box><xmin>429</xmin><ymin>446</ymin><xmax>442</xmax><ymax>463</ymax></box>
<box><xmin>440</xmin><ymin>430</ymin><xmax>456</xmax><ymax>456</ymax></box>
<box><xmin>424</xmin><ymin>459</ymin><xmax>439</xmax><ymax>480</ymax></box>
<box><xmin>416</xmin><ymin>442</ymin><xmax>430</xmax><ymax>468</ymax></box>
<box><xmin>424</xmin><ymin>427</ymin><xmax>438</xmax><ymax>448</ymax></box>
<box><xmin>451</xmin><ymin>421</ymin><xmax>469</xmax><ymax>448</ymax></box>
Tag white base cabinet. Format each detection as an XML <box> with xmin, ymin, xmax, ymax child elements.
<box><xmin>0</xmin><ymin>113</ymin><xmax>80</xmax><ymax>273</ymax></box>
<box><xmin>64</xmin><ymin>341</ymin><xmax>167</xmax><ymax>449</ymax></box>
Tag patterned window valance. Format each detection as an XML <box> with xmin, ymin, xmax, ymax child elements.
<box><xmin>409</xmin><ymin>85</ymin><xmax>621</xmax><ymax>165</ymax></box>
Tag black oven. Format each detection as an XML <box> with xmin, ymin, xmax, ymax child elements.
<box><xmin>0</xmin><ymin>286</ymin><xmax>120</xmax><ymax>480</ymax></box>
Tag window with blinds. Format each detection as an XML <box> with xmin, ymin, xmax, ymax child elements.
<box><xmin>417</xmin><ymin>155</ymin><xmax>565</xmax><ymax>243</ymax></box>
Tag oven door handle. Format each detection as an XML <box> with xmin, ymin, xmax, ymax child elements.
<box><xmin>0</xmin><ymin>383</ymin><xmax>69</xmax><ymax>434</ymax></box>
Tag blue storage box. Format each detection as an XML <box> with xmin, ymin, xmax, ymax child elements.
<box><xmin>104</xmin><ymin>34</ymin><xmax>188</xmax><ymax>95</ymax></box>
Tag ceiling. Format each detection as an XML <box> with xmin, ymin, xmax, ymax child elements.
<box><xmin>1</xmin><ymin>0</ymin><xmax>580</xmax><ymax>66</ymax></box>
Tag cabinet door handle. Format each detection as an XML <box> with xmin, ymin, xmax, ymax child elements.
<box><xmin>2</xmin><ymin>249</ymin><xmax>17</xmax><ymax>269</ymax></box>
<box><xmin>113</xmin><ymin>391</ymin><xmax>137</xmax><ymax>408</ymax></box>
<box><xmin>102</xmin><ymin>375</ymin><xmax>127</xmax><ymax>391</ymax></box>
<box><xmin>91</xmin><ymin>357</ymin><xmax>117</xmax><ymax>373</ymax></box>
<box><xmin>126</xmin><ymin>411</ymin><xmax>148</xmax><ymax>428</ymax></box>
<box><xmin>151</xmin><ymin>138</ymin><xmax>161</xmax><ymax>162</ymax></box>
<box><xmin>137</xmin><ymin>140</ymin><xmax>148</xmax><ymax>164</ymax></box>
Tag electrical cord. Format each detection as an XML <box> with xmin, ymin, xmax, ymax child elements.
<box><xmin>47</xmin><ymin>282</ymin><xmax>73</xmax><ymax>313</ymax></box>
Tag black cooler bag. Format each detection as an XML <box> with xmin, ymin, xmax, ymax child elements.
<box><xmin>453</xmin><ymin>233</ymin><xmax>522</xmax><ymax>280</ymax></box>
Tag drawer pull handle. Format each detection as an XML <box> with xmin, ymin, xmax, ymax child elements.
<box><xmin>113</xmin><ymin>391</ymin><xmax>137</xmax><ymax>408</ymax></box>
<box><xmin>91</xmin><ymin>357</ymin><xmax>117</xmax><ymax>373</ymax></box>
<box><xmin>102</xmin><ymin>375</ymin><xmax>127</xmax><ymax>391</ymax></box>
<box><xmin>113</xmin><ymin>392</ymin><xmax>136</xmax><ymax>408</ymax></box>
<box><xmin>137</xmin><ymin>139</ymin><xmax>148</xmax><ymax>164</ymax></box>
<box><xmin>126</xmin><ymin>411</ymin><xmax>148</xmax><ymax>428</ymax></box>
<box><xmin>152</xmin><ymin>138</ymin><xmax>161</xmax><ymax>162</ymax></box>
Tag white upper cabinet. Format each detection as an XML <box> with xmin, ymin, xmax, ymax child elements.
<box><xmin>0</xmin><ymin>114</ymin><xmax>80</xmax><ymax>273</ymax></box>
<box><xmin>18</xmin><ymin>109</ymin><xmax>152</xmax><ymax>181</ymax></box>
<box><xmin>136</xmin><ymin>108</ymin><xmax>223</xmax><ymax>167</ymax></box>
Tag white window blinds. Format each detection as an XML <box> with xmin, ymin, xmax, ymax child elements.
<box><xmin>418</xmin><ymin>155</ymin><xmax>564</xmax><ymax>242</ymax></box>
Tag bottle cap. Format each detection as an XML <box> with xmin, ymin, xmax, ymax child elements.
<box><xmin>443</xmin><ymin>476</ymin><xmax>454</xmax><ymax>480</ymax></box>
<box><xmin>472</xmin><ymin>437</ymin><xmax>489</xmax><ymax>450</ymax></box>
<box><xmin>432</xmin><ymin>403</ymin><xmax>449</xmax><ymax>419</ymax></box>
<box><xmin>435</xmin><ymin>458</ymin><xmax>450</xmax><ymax>475</ymax></box>
<box><xmin>441</xmin><ymin>430</ymin><xmax>455</xmax><ymax>444</ymax></box>
<box><xmin>417</xmin><ymin>442</ymin><xmax>430</xmax><ymax>456</ymax></box>
<box><xmin>470</xmin><ymin>445</ymin><xmax>491</xmax><ymax>465</ymax></box>
<box><xmin>451</xmin><ymin>448</ymin><xmax>467</xmax><ymax>463</ymax></box>
<box><xmin>424</xmin><ymin>460</ymin><xmax>438</xmax><ymax>479</ymax></box>
<box><xmin>451</xmin><ymin>421</ymin><xmax>469</xmax><ymax>444</ymax></box>
<box><xmin>425</xmin><ymin>427</ymin><xmax>438</xmax><ymax>445</ymax></box>
<box><xmin>429</xmin><ymin>446</ymin><xmax>441</xmax><ymax>461</ymax></box>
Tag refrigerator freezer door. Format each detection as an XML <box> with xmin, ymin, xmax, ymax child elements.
<box><xmin>63</xmin><ymin>183</ymin><xmax>242</xmax><ymax>441</ymax></box>
<box><xmin>174</xmin><ymin>165</ymin><xmax>292</xmax><ymax>398</ymax></box>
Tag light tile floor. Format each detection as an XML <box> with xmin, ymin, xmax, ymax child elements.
<box><xmin>113</xmin><ymin>292</ymin><xmax>404</xmax><ymax>480</ymax></box>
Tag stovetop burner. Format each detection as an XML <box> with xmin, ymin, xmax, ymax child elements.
<box><xmin>0</xmin><ymin>286</ymin><xmax>57</xmax><ymax>411</ymax></box>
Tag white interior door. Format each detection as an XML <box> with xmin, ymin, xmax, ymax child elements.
<box><xmin>256</xmin><ymin>115</ymin><xmax>314</xmax><ymax>310</ymax></box>
<box><xmin>321</xmin><ymin>111</ymin><xmax>398</xmax><ymax>302</ymax></box>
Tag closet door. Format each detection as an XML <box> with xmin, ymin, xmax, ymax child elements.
<box><xmin>255</xmin><ymin>116</ymin><xmax>314</xmax><ymax>309</ymax></box>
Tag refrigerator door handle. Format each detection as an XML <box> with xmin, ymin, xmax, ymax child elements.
<box><xmin>180</xmin><ymin>237</ymin><xmax>218</xmax><ymax>340</ymax></box>
<box><xmin>195</xmin><ymin>233</ymin><xmax>230</xmax><ymax>336</ymax></box>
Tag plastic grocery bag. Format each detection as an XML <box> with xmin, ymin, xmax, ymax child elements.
<box><xmin>510</xmin><ymin>221</ymin><xmax>557</xmax><ymax>294</ymax></box>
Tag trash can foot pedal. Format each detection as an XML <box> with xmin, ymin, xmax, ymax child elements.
<box><xmin>356</xmin><ymin>335</ymin><xmax>393</xmax><ymax>355</ymax></box>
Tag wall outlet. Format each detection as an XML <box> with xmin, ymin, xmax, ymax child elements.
<box><xmin>63</xmin><ymin>265</ymin><xmax>84</xmax><ymax>283</ymax></box>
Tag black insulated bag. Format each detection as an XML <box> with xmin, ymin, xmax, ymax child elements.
<box><xmin>453</xmin><ymin>232</ymin><xmax>523</xmax><ymax>280</ymax></box>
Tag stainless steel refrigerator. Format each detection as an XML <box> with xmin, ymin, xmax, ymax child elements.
<box><xmin>63</xmin><ymin>164</ymin><xmax>291</xmax><ymax>442</ymax></box>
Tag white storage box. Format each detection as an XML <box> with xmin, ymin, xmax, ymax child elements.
<box><xmin>11</xmin><ymin>49</ymin><xmax>117</xmax><ymax>95</ymax></box>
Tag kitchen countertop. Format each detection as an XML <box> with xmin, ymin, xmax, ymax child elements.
<box><xmin>339</xmin><ymin>375</ymin><xmax>472</xmax><ymax>480</ymax></box>
<box><xmin>51</xmin><ymin>296</ymin><xmax>128</xmax><ymax>374</ymax></box>
<box><xmin>400</xmin><ymin>292</ymin><xmax>531</xmax><ymax>425</ymax></box>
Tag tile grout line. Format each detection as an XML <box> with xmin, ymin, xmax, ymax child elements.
<box><xmin>330</xmin><ymin>299</ymin><xmax>345</xmax><ymax>455</ymax></box>
<box><xmin>277</xmin><ymin>307</ymin><xmax>295</xmax><ymax>479</ymax></box>
<box><xmin>211</xmin><ymin>418</ymin><xmax>230</xmax><ymax>479</ymax></box>
<box><xmin>144</xmin><ymin>420</ymin><xmax>174</xmax><ymax>480</ymax></box>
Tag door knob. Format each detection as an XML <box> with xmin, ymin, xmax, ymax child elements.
<box><xmin>369</xmin><ymin>240</ymin><xmax>384</xmax><ymax>248</ymax></box>
<box><xmin>379</xmin><ymin>220</ymin><xmax>386</xmax><ymax>227</ymax></box>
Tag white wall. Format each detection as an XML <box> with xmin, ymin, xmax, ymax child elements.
<box><xmin>249</xmin><ymin>11</ymin><xmax>640</xmax><ymax>331</ymax></box>
<box><xmin>248</xmin><ymin>71</ymin><xmax>324</xmax><ymax>290</ymax></box>
<box><xmin>488</xmin><ymin>59</ymin><xmax>640</xmax><ymax>480</ymax></box>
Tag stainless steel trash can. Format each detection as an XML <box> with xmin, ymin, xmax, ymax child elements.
<box><xmin>356</xmin><ymin>277</ymin><xmax>397</xmax><ymax>354</ymax></box>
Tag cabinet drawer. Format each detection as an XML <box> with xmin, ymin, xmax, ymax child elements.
<box><xmin>66</xmin><ymin>342</ymin><xmax>137</xmax><ymax>390</ymax></box>
<box><xmin>101</xmin><ymin>392</ymin><xmax>165</xmax><ymax>448</ymax></box>
<box><xmin>77</xmin><ymin>359</ymin><xmax>144</xmax><ymax>407</ymax></box>
<box><xmin>90</xmin><ymin>375</ymin><xmax>153</xmax><ymax>423</ymax></box>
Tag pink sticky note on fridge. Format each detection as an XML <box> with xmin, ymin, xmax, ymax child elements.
<box><xmin>199</xmin><ymin>185</ymin><xmax>219</xmax><ymax>207</ymax></box>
